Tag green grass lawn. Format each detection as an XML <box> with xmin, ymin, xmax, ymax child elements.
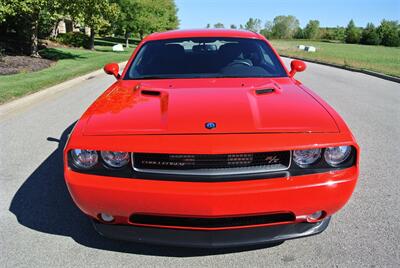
<box><xmin>0</xmin><ymin>38</ymin><xmax>137</xmax><ymax>104</ymax></box>
<box><xmin>270</xmin><ymin>40</ymin><xmax>400</xmax><ymax>77</ymax></box>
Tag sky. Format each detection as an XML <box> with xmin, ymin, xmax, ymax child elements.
<box><xmin>175</xmin><ymin>0</ymin><xmax>400</xmax><ymax>29</ymax></box>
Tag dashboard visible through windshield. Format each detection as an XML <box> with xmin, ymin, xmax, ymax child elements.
<box><xmin>125</xmin><ymin>37</ymin><xmax>287</xmax><ymax>79</ymax></box>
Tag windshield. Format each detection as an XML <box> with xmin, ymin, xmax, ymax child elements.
<box><xmin>125</xmin><ymin>37</ymin><xmax>287</xmax><ymax>79</ymax></box>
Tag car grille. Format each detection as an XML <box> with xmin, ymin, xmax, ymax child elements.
<box><xmin>132</xmin><ymin>151</ymin><xmax>291</xmax><ymax>175</ymax></box>
<box><xmin>129</xmin><ymin>213</ymin><xmax>296</xmax><ymax>229</ymax></box>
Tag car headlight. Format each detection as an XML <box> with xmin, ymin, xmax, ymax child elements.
<box><xmin>293</xmin><ymin>148</ymin><xmax>322</xmax><ymax>167</ymax></box>
<box><xmin>101</xmin><ymin>151</ymin><xmax>130</xmax><ymax>168</ymax></box>
<box><xmin>70</xmin><ymin>149</ymin><xmax>98</xmax><ymax>169</ymax></box>
<box><xmin>324</xmin><ymin>146</ymin><xmax>352</xmax><ymax>166</ymax></box>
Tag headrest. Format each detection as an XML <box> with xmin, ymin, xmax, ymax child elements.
<box><xmin>219</xmin><ymin>43</ymin><xmax>242</xmax><ymax>60</ymax></box>
<box><xmin>163</xmin><ymin>44</ymin><xmax>184</xmax><ymax>55</ymax></box>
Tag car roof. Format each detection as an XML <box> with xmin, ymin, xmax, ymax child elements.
<box><xmin>144</xmin><ymin>29</ymin><xmax>263</xmax><ymax>41</ymax></box>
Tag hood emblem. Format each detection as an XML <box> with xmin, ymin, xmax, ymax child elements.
<box><xmin>205</xmin><ymin>122</ymin><xmax>216</xmax><ymax>129</ymax></box>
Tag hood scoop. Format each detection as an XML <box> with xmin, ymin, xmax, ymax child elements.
<box><xmin>254</xmin><ymin>82</ymin><xmax>281</xmax><ymax>95</ymax></box>
<box><xmin>141</xmin><ymin>89</ymin><xmax>161</xmax><ymax>96</ymax></box>
<box><xmin>255</xmin><ymin>88</ymin><xmax>274</xmax><ymax>95</ymax></box>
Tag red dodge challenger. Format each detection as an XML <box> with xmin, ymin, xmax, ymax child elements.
<box><xmin>64</xmin><ymin>29</ymin><xmax>359</xmax><ymax>248</ymax></box>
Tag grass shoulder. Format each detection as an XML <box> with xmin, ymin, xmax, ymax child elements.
<box><xmin>270</xmin><ymin>39</ymin><xmax>400</xmax><ymax>78</ymax></box>
<box><xmin>0</xmin><ymin>38</ymin><xmax>137</xmax><ymax>104</ymax></box>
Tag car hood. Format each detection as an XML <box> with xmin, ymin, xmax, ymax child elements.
<box><xmin>83</xmin><ymin>78</ymin><xmax>338</xmax><ymax>136</ymax></box>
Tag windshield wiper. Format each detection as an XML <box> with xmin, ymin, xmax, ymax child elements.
<box><xmin>131</xmin><ymin>75</ymin><xmax>277</xmax><ymax>80</ymax></box>
<box><xmin>134</xmin><ymin>76</ymin><xmax>177</xmax><ymax>80</ymax></box>
<box><xmin>133</xmin><ymin>75</ymin><xmax>215</xmax><ymax>80</ymax></box>
<box><xmin>213</xmin><ymin>75</ymin><xmax>273</xmax><ymax>78</ymax></box>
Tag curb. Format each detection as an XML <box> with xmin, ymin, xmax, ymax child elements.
<box><xmin>0</xmin><ymin>61</ymin><xmax>127</xmax><ymax>118</ymax></box>
<box><xmin>281</xmin><ymin>55</ymin><xmax>400</xmax><ymax>84</ymax></box>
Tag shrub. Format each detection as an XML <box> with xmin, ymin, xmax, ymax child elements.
<box><xmin>360</xmin><ymin>23</ymin><xmax>380</xmax><ymax>45</ymax></box>
<box><xmin>333</xmin><ymin>27</ymin><xmax>345</xmax><ymax>42</ymax></box>
<box><xmin>378</xmin><ymin>20</ymin><xmax>400</xmax><ymax>47</ymax></box>
<box><xmin>55</xmin><ymin>32</ymin><xmax>90</xmax><ymax>49</ymax></box>
<box><xmin>293</xmin><ymin>27</ymin><xmax>304</xmax><ymax>39</ymax></box>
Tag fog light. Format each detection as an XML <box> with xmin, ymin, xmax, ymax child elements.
<box><xmin>99</xmin><ymin>213</ymin><xmax>114</xmax><ymax>223</ymax></box>
<box><xmin>306</xmin><ymin>210</ymin><xmax>326</xmax><ymax>222</ymax></box>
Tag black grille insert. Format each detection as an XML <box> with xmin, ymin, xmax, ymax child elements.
<box><xmin>133</xmin><ymin>151</ymin><xmax>290</xmax><ymax>174</ymax></box>
<box><xmin>130</xmin><ymin>213</ymin><xmax>296</xmax><ymax>228</ymax></box>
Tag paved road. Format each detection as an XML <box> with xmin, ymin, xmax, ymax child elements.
<box><xmin>1</xmin><ymin>59</ymin><xmax>399</xmax><ymax>267</ymax></box>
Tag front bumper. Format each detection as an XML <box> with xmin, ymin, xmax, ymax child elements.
<box><xmin>65</xmin><ymin>166</ymin><xmax>358</xmax><ymax>223</ymax></box>
<box><xmin>93</xmin><ymin>217</ymin><xmax>331</xmax><ymax>248</ymax></box>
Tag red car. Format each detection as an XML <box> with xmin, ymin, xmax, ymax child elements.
<box><xmin>64</xmin><ymin>29</ymin><xmax>359</xmax><ymax>248</ymax></box>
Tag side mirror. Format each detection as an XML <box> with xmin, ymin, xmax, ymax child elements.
<box><xmin>104</xmin><ymin>63</ymin><xmax>120</xmax><ymax>79</ymax></box>
<box><xmin>289</xmin><ymin>60</ymin><xmax>306</xmax><ymax>77</ymax></box>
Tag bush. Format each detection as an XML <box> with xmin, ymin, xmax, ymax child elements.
<box><xmin>381</xmin><ymin>31</ymin><xmax>400</xmax><ymax>47</ymax></box>
<box><xmin>378</xmin><ymin>20</ymin><xmax>400</xmax><ymax>47</ymax></box>
<box><xmin>360</xmin><ymin>23</ymin><xmax>380</xmax><ymax>45</ymax></box>
<box><xmin>320</xmin><ymin>28</ymin><xmax>333</xmax><ymax>40</ymax></box>
<box><xmin>293</xmin><ymin>27</ymin><xmax>304</xmax><ymax>39</ymax></box>
<box><xmin>333</xmin><ymin>27</ymin><xmax>345</xmax><ymax>42</ymax></box>
<box><xmin>55</xmin><ymin>32</ymin><xmax>90</xmax><ymax>49</ymax></box>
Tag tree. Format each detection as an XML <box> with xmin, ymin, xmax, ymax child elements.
<box><xmin>377</xmin><ymin>20</ymin><xmax>400</xmax><ymax>47</ymax></box>
<box><xmin>271</xmin><ymin>15</ymin><xmax>299</xmax><ymax>39</ymax></box>
<box><xmin>293</xmin><ymin>27</ymin><xmax>304</xmax><ymax>39</ymax></box>
<box><xmin>345</xmin><ymin>19</ymin><xmax>361</xmax><ymax>44</ymax></box>
<box><xmin>333</xmin><ymin>26</ymin><xmax>345</xmax><ymax>41</ymax></box>
<box><xmin>0</xmin><ymin>0</ymin><xmax>14</xmax><ymax>23</ymax></box>
<box><xmin>214</xmin><ymin>22</ymin><xmax>224</xmax><ymax>28</ymax></box>
<box><xmin>42</xmin><ymin>1</ymin><xmax>65</xmax><ymax>39</ymax></box>
<box><xmin>319</xmin><ymin>27</ymin><xmax>336</xmax><ymax>40</ymax></box>
<box><xmin>1</xmin><ymin>0</ymin><xmax>63</xmax><ymax>56</ymax></box>
<box><xmin>114</xmin><ymin>0</ymin><xmax>135</xmax><ymax>47</ymax></box>
<box><xmin>244</xmin><ymin>18</ymin><xmax>261</xmax><ymax>33</ymax></box>
<box><xmin>206</xmin><ymin>23</ymin><xmax>210</xmax><ymax>28</ymax></box>
<box><xmin>68</xmin><ymin>0</ymin><xmax>119</xmax><ymax>50</ymax></box>
<box><xmin>114</xmin><ymin>0</ymin><xmax>178</xmax><ymax>47</ymax></box>
<box><xmin>230</xmin><ymin>24</ymin><xmax>237</xmax><ymax>29</ymax></box>
<box><xmin>360</xmin><ymin>23</ymin><xmax>380</xmax><ymax>45</ymax></box>
<box><xmin>260</xmin><ymin>21</ymin><xmax>273</xmax><ymax>38</ymax></box>
<box><xmin>303</xmin><ymin>20</ymin><xmax>320</xmax><ymax>39</ymax></box>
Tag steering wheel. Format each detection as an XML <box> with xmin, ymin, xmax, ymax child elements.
<box><xmin>227</xmin><ymin>60</ymin><xmax>252</xmax><ymax>67</ymax></box>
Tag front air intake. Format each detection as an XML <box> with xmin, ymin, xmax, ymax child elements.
<box><xmin>130</xmin><ymin>212</ymin><xmax>296</xmax><ymax>229</ymax></box>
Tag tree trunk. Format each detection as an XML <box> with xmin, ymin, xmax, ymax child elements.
<box><xmin>89</xmin><ymin>28</ymin><xmax>95</xmax><ymax>50</ymax></box>
<box><xmin>125</xmin><ymin>31</ymin><xmax>130</xmax><ymax>48</ymax></box>
<box><xmin>139</xmin><ymin>32</ymin><xmax>143</xmax><ymax>40</ymax></box>
<box><xmin>31</xmin><ymin>17</ymin><xmax>40</xmax><ymax>57</ymax></box>
<box><xmin>50</xmin><ymin>20</ymin><xmax>60</xmax><ymax>38</ymax></box>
